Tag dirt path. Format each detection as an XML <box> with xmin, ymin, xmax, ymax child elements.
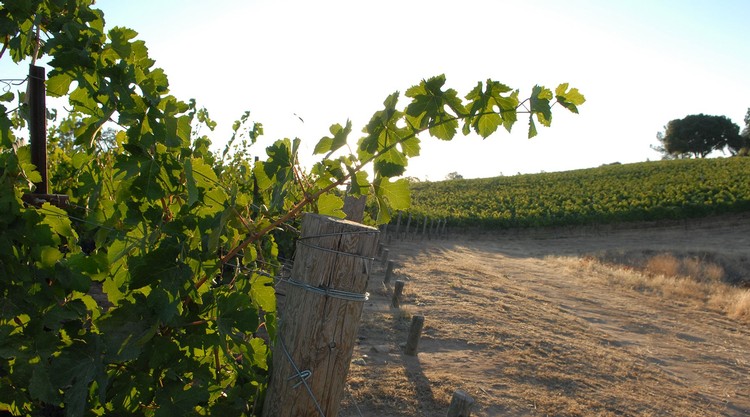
<box><xmin>340</xmin><ymin>216</ymin><xmax>750</xmax><ymax>417</ymax></box>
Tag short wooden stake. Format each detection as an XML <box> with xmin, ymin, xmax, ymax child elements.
<box><xmin>391</xmin><ymin>280</ymin><xmax>404</xmax><ymax>308</ymax></box>
<box><xmin>262</xmin><ymin>214</ymin><xmax>379</xmax><ymax>417</ymax></box>
<box><xmin>404</xmin><ymin>315</ymin><xmax>424</xmax><ymax>356</ymax></box>
<box><xmin>446</xmin><ymin>390</ymin><xmax>475</xmax><ymax>417</ymax></box>
<box><xmin>381</xmin><ymin>248</ymin><xmax>389</xmax><ymax>267</ymax></box>
<box><xmin>384</xmin><ymin>260</ymin><xmax>395</xmax><ymax>284</ymax></box>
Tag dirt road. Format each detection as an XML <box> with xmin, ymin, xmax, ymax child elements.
<box><xmin>341</xmin><ymin>215</ymin><xmax>750</xmax><ymax>416</ymax></box>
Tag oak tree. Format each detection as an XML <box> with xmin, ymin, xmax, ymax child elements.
<box><xmin>655</xmin><ymin>114</ymin><xmax>742</xmax><ymax>158</ymax></box>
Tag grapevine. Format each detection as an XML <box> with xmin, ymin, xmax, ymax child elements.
<box><xmin>0</xmin><ymin>1</ymin><xmax>583</xmax><ymax>415</ymax></box>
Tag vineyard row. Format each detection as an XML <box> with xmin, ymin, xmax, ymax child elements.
<box><xmin>399</xmin><ymin>158</ymin><xmax>750</xmax><ymax>229</ymax></box>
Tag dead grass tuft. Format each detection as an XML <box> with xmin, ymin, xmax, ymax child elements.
<box><xmin>727</xmin><ymin>290</ymin><xmax>750</xmax><ymax>320</ymax></box>
<box><xmin>569</xmin><ymin>252</ymin><xmax>749</xmax><ymax>323</ymax></box>
<box><xmin>646</xmin><ymin>254</ymin><xmax>681</xmax><ymax>277</ymax></box>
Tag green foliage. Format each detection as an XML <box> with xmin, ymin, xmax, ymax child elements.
<box><xmin>655</xmin><ymin>114</ymin><xmax>743</xmax><ymax>158</ymax></box>
<box><xmin>0</xmin><ymin>1</ymin><xmax>583</xmax><ymax>415</ymax></box>
<box><xmin>405</xmin><ymin>158</ymin><xmax>750</xmax><ymax>229</ymax></box>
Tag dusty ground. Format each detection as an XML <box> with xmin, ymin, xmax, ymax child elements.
<box><xmin>339</xmin><ymin>214</ymin><xmax>750</xmax><ymax>417</ymax></box>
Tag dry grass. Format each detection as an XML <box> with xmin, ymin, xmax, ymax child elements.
<box><xmin>726</xmin><ymin>290</ymin><xmax>750</xmax><ymax>320</ymax></box>
<box><xmin>569</xmin><ymin>251</ymin><xmax>750</xmax><ymax>322</ymax></box>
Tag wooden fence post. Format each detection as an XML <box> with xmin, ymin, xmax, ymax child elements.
<box><xmin>384</xmin><ymin>260</ymin><xmax>395</xmax><ymax>284</ymax></box>
<box><xmin>394</xmin><ymin>211</ymin><xmax>402</xmax><ymax>240</ymax></box>
<box><xmin>262</xmin><ymin>214</ymin><xmax>379</xmax><ymax>417</ymax></box>
<box><xmin>29</xmin><ymin>65</ymin><xmax>47</xmax><ymax>194</ymax></box>
<box><xmin>381</xmin><ymin>248</ymin><xmax>390</xmax><ymax>268</ymax></box>
<box><xmin>404</xmin><ymin>315</ymin><xmax>424</xmax><ymax>356</ymax></box>
<box><xmin>404</xmin><ymin>213</ymin><xmax>412</xmax><ymax>240</ymax></box>
<box><xmin>421</xmin><ymin>217</ymin><xmax>428</xmax><ymax>240</ymax></box>
<box><xmin>391</xmin><ymin>280</ymin><xmax>405</xmax><ymax>308</ymax></box>
<box><xmin>343</xmin><ymin>195</ymin><xmax>366</xmax><ymax>223</ymax></box>
<box><xmin>446</xmin><ymin>390</ymin><xmax>475</xmax><ymax>417</ymax></box>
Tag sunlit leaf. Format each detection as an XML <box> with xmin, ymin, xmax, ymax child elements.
<box><xmin>317</xmin><ymin>193</ymin><xmax>345</xmax><ymax>218</ymax></box>
<box><xmin>46</xmin><ymin>73</ymin><xmax>73</xmax><ymax>97</ymax></box>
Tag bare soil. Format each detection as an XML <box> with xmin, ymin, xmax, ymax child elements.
<box><xmin>339</xmin><ymin>214</ymin><xmax>750</xmax><ymax>417</ymax></box>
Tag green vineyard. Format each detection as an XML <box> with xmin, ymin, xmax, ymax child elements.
<box><xmin>404</xmin><ymin>157</ymin><xmax>750</xmax><ymax>229</ymax></box>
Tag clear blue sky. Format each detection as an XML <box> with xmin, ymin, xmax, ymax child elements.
<box><xmin>3</xmin><ymin>0</ymin><xmax>749</xmax><ymax>180</ymax></box>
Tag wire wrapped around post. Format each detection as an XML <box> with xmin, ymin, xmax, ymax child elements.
<box><xmin>263</xmin><ymin>213</ymin><xmax>379</xmax><ymax>417</ymax></box>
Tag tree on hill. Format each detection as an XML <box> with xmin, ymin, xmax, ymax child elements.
<box><xmin>445</xmin><ymin>171</ymin><xmax>464</xmax><ymax>180</ymax></box>
<box><xmin>741</xmin><ymin>108</ymin><xmax>750</xmax><ymax>155</ymax></box>
<box><xmin>654</xmin><ymin>114</ymin><xmax>743</xmax><ymax>158</ymax></box>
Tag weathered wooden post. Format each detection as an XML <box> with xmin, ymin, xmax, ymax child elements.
<box><xmin>404</xmin><ymin>212</ymin><xmax>412</xmax><ymax>240</ymax></box>
<box><xmin>394</xmin><ymin>211</ymin><xmax>402</xmax><ymax>240</ymax></box>
<box><xmin>404</xmin><ymin>315</ymin><xmax>424</xmax><ymax>356</ymax></box>
<box><xmin>381</xmin><ymin>248</ymin><xmax>390</xmax><ymax>268</ymax></box>
<box><xmin>421</xmin><ymin>216</ymin><xmax>428</xmax><ymax>240</ymax></box>
<box><xmin>446</xmin><ymin>390</ymin><xmax>475</xmax><ymax>417</ymax></box>
<box><xmin>391</xmin><ymin>280</ymin><xmax>405</xmax><ymax>308</ymax></box>
<box><xmin>263</xmin><ymin>214</ymin><xmax>379</xmax><ymax>417</ymax></box>
<box><xmin>384</xmin><ymin>260</ymin><xmax>395</xmax><ymax>284</ymax></box>
<box><xmin>343</xmin><ymin>195</ymin><xmax>366</xmax><ymax>223</ymax></box>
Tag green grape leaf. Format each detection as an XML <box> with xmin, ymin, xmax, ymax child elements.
<box><xmin>46</xmin><ymin>73</ymin><xmax>73</xmax><ymax>97</ymax></box>
<box><xmin>217</xmin><ymin>292</ymin><xmax>259</xmax><ymax>336</ymax></box>
<box><xmin>251</xmin><ymin>273</ymin><xmax>276</xmax><ymax>313</ymax></box>
<box><xmin>314</xmin><ymin>120</ymin><xmax>352</xmax><ymax>156</ymax></box>
<box><xmin>317</xmin><ymin>193</ymin><xmax>345</xmax><ymax>218</ymax></box>
<box><xmin>40</xmin><ymin>203</ymin><xmax>78</xmax><ymax>240</ymax></box>
<box><xmin>374</xmin><ymin>147</ymin><xmax>407</xmax><ymax>178</ymax></box>
<box><xmin>184</xmin><ymin>158</ymin><xmax>200</xmax><ymax>207</ymax></box>
<box><xmin>373</xmin><ymin>177</ymin><xmax>411</xmax><ymax>223</ymax></box>
<box><xmin>50</xmin><ymin>336</ymin><xmax>105</xmax><ymax>417</ymax></box>
<box><xmin>405</xmin><ymin>75</ymin><xmax>465</xmax><ymax>141</ymax></box>
<box><xmin>40</xmin><ymin>246</ymin><xmax>63</xmax><ymax>268</ymax></box>
<box><xmin>165</xmin><ymin>114</ymin><xmax>191</xmax><ymax>147</ymax></box>
<box><xmin>528</xmin><ymin>116</ymin><xmax>538</xmax><ymax>138</ymax></box>
<box><xmin>132</xmin><ymin>158</ymin><xmax>165</xmax><ymax>200</ymax></box>
<box><xmin>378</xmin><ymin>178</ymin><xmax>411</xmax><ymax>211</ymax></box>
<box><xmin>29</xmin><ymin>364</ymin><xmax>60</xmax><ymax>405</ymax></box>
<box><xmin>346</xmin><ymin>169</ymin><xmax>370</xmax><ymax>196</ymax></box>
<box><xmin>464</xmin><ymin>80</ymin><xmax>520</xmax><ymax>137</ymax></box>
<box><xmin>253</xmin><ymin>160</ymin><xmax>274</xmax><ymax>191</ymax></box>
<box><xmin>359</xmin><ymin>92</ymin><xmax>401</xmax><ymax>157</ymax></box>
<box><xmin>243</xmin><ymin>245</ymin><xmax>258</xmax><ymax>264</ymax></box>
<box><xmin>109</xmin><ymin>26</ymin><xmax>139</xmax><ymax>59</ymax></box>
<box><xmin>249</xmin><ymin>337</ymin><xmax>269</xmax><ymax>371</ymax></box>
<box><xmin>98</xmin><ymin>300</ymin><xmax>158</xmax><ymax>362</ymax></box>
<box><xmin>128</xmin><ymin>241</ymin><xmax>181</xmax><ymax>290</ymax></box>
<box><xmin>530</xmin><ymin>85</ymin><xmax>553</xmax><ymax>130</ymax></box>
<box><xmin>54</xmin><ymin>262</ymin><xmax>92</xmax><ymax>293</ymax></box>
<box><xmin>400</xmin><ymin>136</ymin><xmax>421</xmax><ymax>157</ymax></box>
<box><xmin>555</xmin><ymin>83</ymin><xmax>586</xmax><ymax>114</ymax></box>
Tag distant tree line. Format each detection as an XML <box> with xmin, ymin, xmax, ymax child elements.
<box><xmin>653</xmin><ymin>109</ymin><xmax>750</xmax><ymax>159</ymax></box>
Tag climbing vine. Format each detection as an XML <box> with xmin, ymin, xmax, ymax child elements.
<box><xmin>0</xmin><ymin>1</ymin><xmax>584</xmax><ymax>415</ymax></box>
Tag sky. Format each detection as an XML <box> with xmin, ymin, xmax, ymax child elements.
<box><xmin>2</xmin><ymin>0</ymin><xmax>749</xmax><ymax>180</ymax></box>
